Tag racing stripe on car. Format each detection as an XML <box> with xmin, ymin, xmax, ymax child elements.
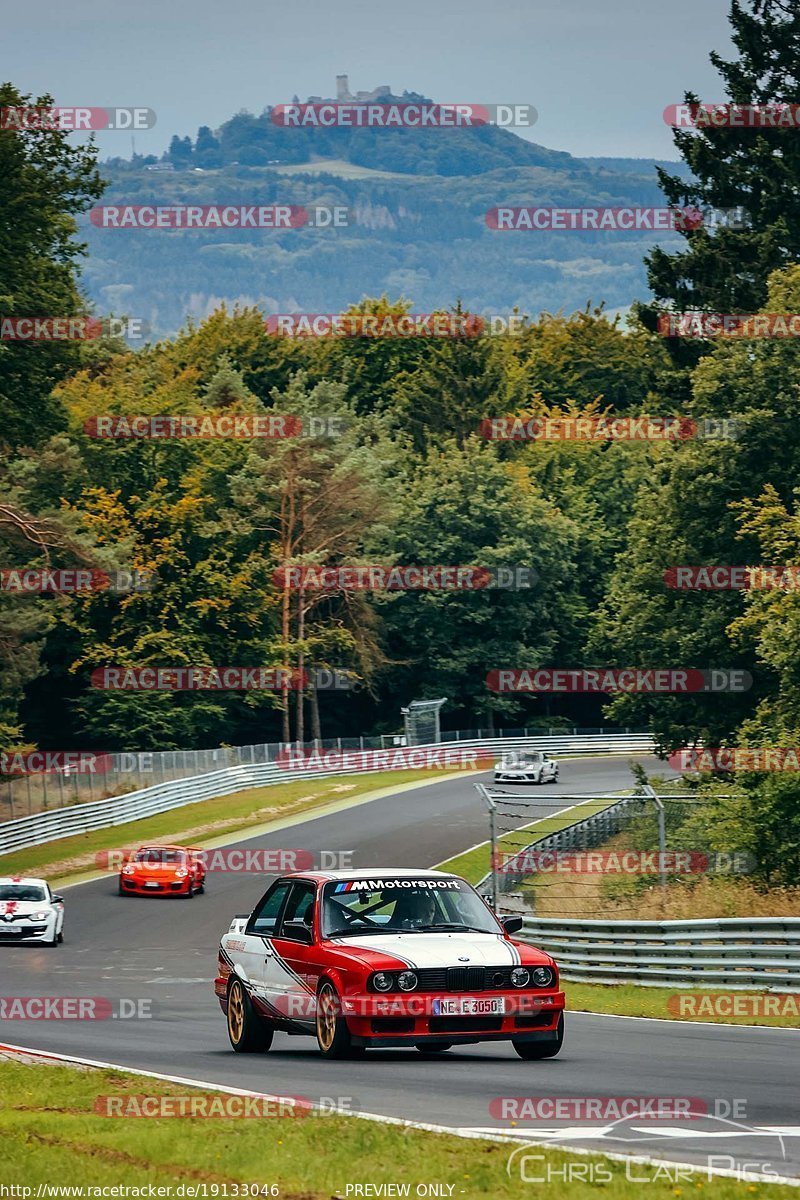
<box><xmin>503</xmin><ymin>937</ymin><xmax>521</xmax><ymax>965</ymax></box>
<box><xmin>326</xmin><ymin>940</ymin><xmax>419</xmax><ymax>969</ymax></box>
<box><xmin>268</xmin><ymin>944</ymin><xmax>317</xmax><ymax>996</ymax></box>
<box><xmin>220</xmin><ymin>947</ymin><xmax>310</xmax><ymax>1022</ymax></box>
<box><xmin>246</xmin><ymin>982</ymin><xmax>304</xmax><ymax>1024</ymax></box>
<box><xmin>220</xmin><ymin>936</ymin><xmax>314</xmax><ymax>998</ymax></box>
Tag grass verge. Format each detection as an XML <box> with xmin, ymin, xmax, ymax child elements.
<box><xmin>0</xmin><ymin>768</ymin><xmax>457</xmax><ymax>883</ymax></box>
<box><xmin>433</xmin><ymin>795</ymin><xmax>800</xmax><ymax>1031</ymax></box>
<box><xmin>1</xmin><ymin>1058</ymin><xmax>796</xmax><ymax>1196</ymax></box>
<box><xmin>437</xmin><ymin>795</ymin><xmax>623</xmax><ymax>884</ymax></box>
<box><xmin>563</xmin><ymin>980</ymin><xmax>800</xmax><ymax>1028</ymax></box>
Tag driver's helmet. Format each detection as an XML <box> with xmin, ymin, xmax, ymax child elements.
<box><xmin>393</xmin><ymin>888</ymin><xmax>437</xmax><ymax>927</ymax></box>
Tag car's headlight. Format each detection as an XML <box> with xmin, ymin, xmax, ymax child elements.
<box><xmin>371</xmin><ymin>972</ymin><xmax>395</xmax><ymax>992</ymax></box>
<box><xmin>32</xmin><ymin>910</ymin><xmax>50</xmax><ymax>921</ymax></box>
<box><xmin>122</xmin><ymin>865</ymin><xmax>135</xmax><ymax>875</ymax></box>
<box><xmin>510</xmin><ymin>967</ymin><xmax>530</xmax><ymax>988</ymax></box>
<box><xmin>175</xmin><ymin>869</ymin><xmax>188</xmax><ymax>878</ymax></box>
<box><xmin>397</xmin><ymin>971</ymin><xmax>418</xmax><ymax>992</ymax></box>
<box><xmin>532</xmin><ymin>966</ymin><xmax>555</xmax><ymax>988</ymax></box>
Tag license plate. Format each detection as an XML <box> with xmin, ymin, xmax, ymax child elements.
<box><xmin>144</xmin><ymin>881</ymin><xmax>159</xmax><ymax>888</ymax></box>
<box><xmin>432</xmin><ymin>996</ymin><xmax>506</xmax><ymax>1016</ymax></box>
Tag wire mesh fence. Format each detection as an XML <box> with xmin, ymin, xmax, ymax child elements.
<box><xmin>0</xmin><ymin>725</ymin><xmax>647</xmax><ymax>823</ymax></box>
<box><xmin>477</xmin><ymin>782</ymin><xmax>744</xmax><ymax>921</ymax></box>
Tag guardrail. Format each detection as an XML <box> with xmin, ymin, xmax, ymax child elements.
<box><xmin>517</xmin><ymin>916</ymin><xmax>800</xmax><ymax>990</ymax></box>
<box><xmin>0</xmin><ymin>732</ymin><xmax>654</xmax><ymax>857</ymax></box>
<box><xmin>0</xmin><ymin>724</ymin><xmax>650</xmax><ymax>821</ymax></box>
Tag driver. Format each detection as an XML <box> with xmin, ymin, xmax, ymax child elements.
<box><xmin>394</xmin><ymin>889</ymin><xmax>439</xmax><ymax>929</ymax></box>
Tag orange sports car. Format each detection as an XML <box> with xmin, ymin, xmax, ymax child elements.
<box><xmin>118</xmin><ymin>844</ymin><xmax>206</xmax><ymax>898</ymax></box>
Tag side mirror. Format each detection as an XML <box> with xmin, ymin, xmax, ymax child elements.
<box><xmin>51</xmin><ymin>895</ymin><xmax>64</xmax><ymax>905</ymax></box>
<box><xmin>502</xmin><ymin>915</ymin><xmax>523</xmax><ymax>934</ymax></box>
<box><xmin>282</xmin><ymin>920</ymin><xmax>313</xmax><ymax>945</ymax></box>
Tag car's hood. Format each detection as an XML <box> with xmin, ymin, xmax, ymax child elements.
<box><xmin>326</xmin><ymin>930</ymin><xmax>539</xmax><ymax>968</ymax></box>
<box><xmin>0</xmin><ymin>900</ymin><xmax>49</xmax><ymax>917</ymax></box>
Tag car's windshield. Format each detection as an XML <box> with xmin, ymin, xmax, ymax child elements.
<box><xmin>133</xmin><ymin>849</ymin><xmax>185</xmax><ymax>864</ymax></box>
<box><xmin>503</xmin><ymin>751</ymin><xmax>541</xmax><ymax>766</ymax></box>
<box><xmin>0</xmin><ymin>885</ymin><xmax>46</xmax><ymax>902</ymax></box>
<box><xmin>321</xmin><ymin>876</ymin><xmax>501</xmax><ymax>938</ymax></box>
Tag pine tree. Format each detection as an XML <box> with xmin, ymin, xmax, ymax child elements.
<box><xmin>204</xmin><ymin>354</ymin><xmax>251</xmax><ymax>407</ymax></box>
<box><xmin>0</xmin><ymin>83</ymin><xmax>105</xmax><ymax>450</ymax></box>
<box><xmin>643</xmin><ymin>0</ymin><xmax>800</xmax><ymax>323</ymax></box>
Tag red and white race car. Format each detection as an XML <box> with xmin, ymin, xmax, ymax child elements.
<box><xmin>215</xmin><ymin>868</ymin><xmax>564</xmax><ymax>1059</ymax></box>
<box><xmin>0</xmin><ymin>876</ymin><xmax>65</xmax><ymax>946</ymax></box>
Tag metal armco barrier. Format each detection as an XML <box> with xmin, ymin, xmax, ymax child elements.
<box><xmin>518</xmin><ymin>916</ymin><xmax>800</xmax><ymax>990</ymax></box>
<box><xmin>0</xmin><ymin>733</ymin><xmax>653</xmax><ymax>857</ymax></box>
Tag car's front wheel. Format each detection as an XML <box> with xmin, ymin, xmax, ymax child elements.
<box><xmin>316</xmin><ymin>980</ymin><xmax>356</xmax><ymax>1059</ymax></box>
<box><xmin>227</xmin><ymin>978</ymin><xmax>274</xmax><ymax>1053</ymax></box>
<box><xmin>512</xmin><ymin>1014</ymin><xmax>564</xmax><ymax>1059</ymax></box>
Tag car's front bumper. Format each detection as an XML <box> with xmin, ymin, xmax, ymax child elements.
<box><xmin>0</xmin><ymin>918</ymin><xmax>56</xmax><ymax>943</ymax></box>
<box><xmin>119</xmin><ymin>876</ymin><xmax>192</xmax><ymax>896</ymax></box>
<box><xmin>342</xmin><ymin>989</ymin><xmax>565</xmax><ymax>1043</ymax></box>
<box><xmin>494</xmin><ymin>773</ymin><xmax>540</xmax><ymax>783</ymax></box>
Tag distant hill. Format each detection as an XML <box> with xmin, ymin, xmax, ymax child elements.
<box><xmin>86</xmin><ymin>100</ymin><xmax>687</xmax><ymax>338</ymax></box>
<box><xmin>580</xmin><ymin>156</ymin><xmax>693</xmax><ymax>179</ymax></box>
<box><xmin>109</xmin><ymin>91</ymin><xmax>582</xmax><ymax>179</ymax></box>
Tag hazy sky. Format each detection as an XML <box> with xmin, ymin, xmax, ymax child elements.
<box><xmin>5</xmin><ymin>0</ymin><xmax>734</xmax><ymax>160</ymax></box>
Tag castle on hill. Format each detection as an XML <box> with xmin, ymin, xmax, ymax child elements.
<box><xmin>305</xmin><ymin>76</ymin><xmax>427</xmax><ymax>105</ymax></box>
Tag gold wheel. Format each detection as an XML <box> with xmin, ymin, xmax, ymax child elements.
<box><xmin>317</xmin><ymin>984</ymin><xmax>337</xmax><ymax>1052</ymax></box>
<box><xmin>227</xmin><ymin>980</ymin><xmax>246</xmax><ymax>1044</ymax></box>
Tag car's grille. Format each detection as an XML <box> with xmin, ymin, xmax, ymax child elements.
<box><xmin>0</xmin><ymin>925</ymin><xmax>46</xmax><ymax>938</ymax></box>
<box><xmin>429</xmin><ymin>1016</ymin><xmax>504</xmax><ymax>1033</ymax></box>
<box><xmin>370</xmin><ymin>1018</ymin><xmax>415</xmax><ymax>1034</ymax></box>
<box><xmin>413</xmin><ymin>966</ymin><xmax>518</xmax><ymax>992</ymax></box>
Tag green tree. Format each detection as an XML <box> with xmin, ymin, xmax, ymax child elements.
<box><xmin>228</xmin><ymin>374</ymin><xmax>393</xmax><ymax>743</ymax></box>
<box><xmin>0</xmin><ymin>83</ymin><xmax>105</xmax><ymax>450</ymax></box>
<box><xmin>591</xmin><ymin>264</ymin><xmax>800</xmax><ymax>750</ymax></box>
<box><xmin>372</xmin><ymin>438</ymin><xmax>586</xmax><ymax>729</ymax></box>
<box><xmin>644</xmin><ymin>0</ymin><xmax>800</xmax><ymax>323</ymax></box>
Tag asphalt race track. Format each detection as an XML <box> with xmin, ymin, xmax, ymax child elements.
<box><xmin>2</xmin><ymin>754</ymin><xmax>799</xmax><ymax>1182</ymax></box>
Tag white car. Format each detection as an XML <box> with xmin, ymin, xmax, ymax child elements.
<box><xmin>494</xmin><ymin>751</ymin><xmax>559</xmax><ymax>785</ymax></box>
<box><xmin>0</xmin><ymin>877</ymin><xmax>65</xmax><ymax>946</ymax></box>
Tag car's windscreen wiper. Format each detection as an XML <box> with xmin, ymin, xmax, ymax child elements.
<box><xmin>326</xmin><ymin>925</ymin><xmax>421</xmax><ymax>937</ymax></box>
<box><xmin>325</xmin><ymin>926</ymin><xmax>384</xmax><ymax>937</ymax></box>
<box><xmin>417</xmin><ymin>923</ymin><xmax>495</xmax><ymax>933</ymax></box>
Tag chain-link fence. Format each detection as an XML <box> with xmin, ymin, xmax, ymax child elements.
<box><xmin>0</xmin><ymin>725</ymin><xmax>647</xmax><ymax>822</ymax></box>
<box><xmin>477</xmin><ymin>782</ymin><xmax>743</xmax><ymax>920</ymax></box>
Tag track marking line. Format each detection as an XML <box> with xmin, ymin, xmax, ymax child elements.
<box><xmin>566</xmin><ymin>1008</ymin><xmax>800</xmax><ymax>1032</ymax></box>
<box><xmin>2</xmin><ymin>1040</ymin><xmax>799</xmax><ymax>1185</ymax></box>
